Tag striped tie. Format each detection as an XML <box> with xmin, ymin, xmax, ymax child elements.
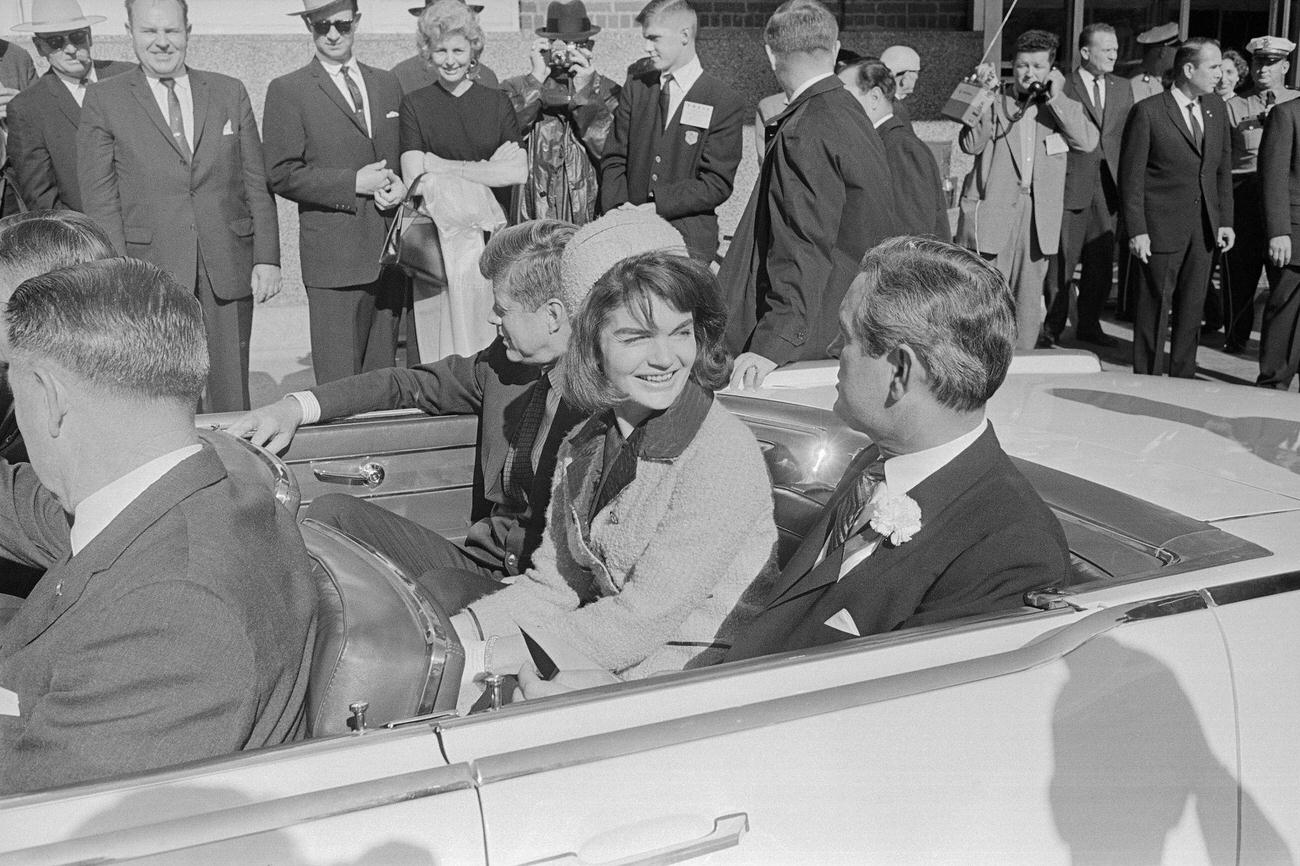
<box><xmin>825</xmin><ymin>456</ymin><xmax>887</xmax><ymax>553</ymax></box>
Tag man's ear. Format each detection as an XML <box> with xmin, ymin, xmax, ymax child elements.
<box><xmin>889</xmin><ymin>344</ymin><xmax>919</xmax><ymax>401</ymax></box>
<box><xmin>764</xmin><ymin>44</ymin><xmax>776</xmax><ymax>72</ymax></box>
<box><xmin>544</xmin><ymin>298</ymin><xmax>568</xmax><ymax>333</ymax></box>
<box><xmin>32</xmin><ymin>365</ymin><xmax>69</xmax><ymax>440</ymax></box>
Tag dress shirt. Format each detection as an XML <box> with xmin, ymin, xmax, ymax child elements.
<box><xmin>56</xmin><ymin>66</ymin><xmax>97</xmax><ymax>107</ymax></box>
<box><xmin>1170</xmin><ymin>86</ymin><xmax>1204</xmax><ymax>139</ymax></box>
<box><xmin>70</xmin><ymin>444</ymin><xmax>203</xmax><ymax>554</ymax></box>
<box><xmin>835</xmin><ymin>418</ymin><xmax>988</xmax><ymax>578</ymax></box>
<box><xmin>872</xmin><ymin>113</ymin><xmax>894</xmax><ymax>129</ymax></box>
<box><xmin>146</xmin><ymin>72</ymin><xmax>194</xmax><ymax>146</ymax></box>
<box><xmin>318</xmin><ymin>56</ymin><xmax>371</xmax><ymax>136</ymax></box>
<box><xmin>661</xmin><ymin>55</ymin><xmax>703</xmax><ymax>125</ymax></box>
<box><xmin>1078</xmin><ymin>67</ymin><xmax>1105</xmax><ymax>113</ymax></box>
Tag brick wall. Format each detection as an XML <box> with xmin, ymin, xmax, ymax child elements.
<box><xmin>522</xmin><ymin>0</ymin><xmax>970</xmax><ymax>32</ymax></box>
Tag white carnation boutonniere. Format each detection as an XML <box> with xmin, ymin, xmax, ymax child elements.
<box><xmin>868</xmin><ymin>494</ymin><xmax>923</xmax><ymax>546</ymax></box>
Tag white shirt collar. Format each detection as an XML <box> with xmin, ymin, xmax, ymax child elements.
<box><xmin>664</xmin><ymin>54</ymin><xmax>703</xmax><ymax>91</ymax></box>
<box><xmin>872</xmin><ymin>112</ymin><xmax>894</xmax><ymax>128</ymax></box>
<box><xmin>789</xmin><ymin>71</ymin><xmax>835</xmax><ymax>104</ymax></box>
<box><xmin>147</xmin><ymin>70</ymin><xmax>189</xmax><ymax>87</ymax></box>
<box><xmin>1078</xmin><ymin>66</ymin><xmax>1100</xmax><ymax>85</ymax></box>
<box><xmin>70</xmin><ymin>444</ymin><xmax>202</xmax><ymax>555</ymax></box>
<box><xmin>882</xmin><ymin>417</ymin><xmax>988</xmax><ymax>498</ymax></box>
<box><xmin>1171</xmin><ymin>86</ymin><xmax>1199</xmax><ymax>110</ymax></box>
<box><xmin>319</xmin><ymin>56</ymin><xmax>360</xmax><ymax>78</ymax></box>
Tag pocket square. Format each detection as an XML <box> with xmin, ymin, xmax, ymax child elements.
<box><xmin>221</xmin><ymin>120</ymin><xmax>233</xmax><ymax>136</ymax></box>
<box><xmin>0</xmin><ymin>686</ymin><xmax>18</xmax><ymax>717</ymax></box>
<box><xmin>824</xmin><ymin>608</ymin><xmax>860</xmax><ymax>637</ymax></box>
<box><xmin>386</xmin><ymin>110</ymin><xmax>400</xmax><ymax>119</ymax></box>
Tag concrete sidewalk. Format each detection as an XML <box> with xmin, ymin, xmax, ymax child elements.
<box><xmin>247</xmin><ymin>298</ymin><xmax>1281</xmax><ymax>410</ymax></box>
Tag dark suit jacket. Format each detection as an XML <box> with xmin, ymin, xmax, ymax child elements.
<box><xmin>1120</xmin><ymin>90</ymin><xmax>1233</xmax><ymax>252</ymax></box>
<box><xmin>599</xmin><ymin>63</ymin><xmax>744</xmax><ymax>261</ymax></box>
<box><xmin>877</xmin><ymin>114</ymin><xmax>950</xmax><ymax>240</ymax></box>
<box><xmin>1062</xmin><ymin>69</ymin><xmax>1133</xmax><ymax>211</ymax></box>
<box><xmin>6</xmin><ymin>60</ymin><xmax>134</xmax><ymax>212</ymax></box>
<box><xmin>390</xmin><ymin>54</ymin><xmax>498</xmax><ymax>94</ymax></box>
<box><xmin>77</xmin><ymin>68</ymin><xmax>280</xmax><ymax>299</ymax></box>
<box><xmin>719</xmin><ymin>75</ymin><xmax>895</xmax><ymax>365</ymax></box>
<box><xmin>727</xmin><ymin>425</ymin><xmax>1070</xmax><ymax>660</ymax></box>
<box><xmin>263</xmin><ymin>58</ymin><xmax>402</xmax><ymax>289</ymax></box>
<box><xmin>0</xmin><ymin>447</ymin><xmax>316</xmax><ymax>793</ymax></box>
<box><xmin>310</xmin><ymin>338</ymin><xmax>586</xmax><ymax>574</ymax></box>
<box><xmin>1260</xmin><ymin>98</ymin><xmax>1300</xmax><ymax>266</ymax></box>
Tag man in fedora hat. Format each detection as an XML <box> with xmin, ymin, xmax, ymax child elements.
<box><xmin>7</xmin><ymin>0</ymin><xmax>133</xmax><ymax>212</ymax></box>
<box><xmin>599</xmin><ymin>0</ymin><xmax>744</xmax><ymax>263</ymax></box>
<box><xmin>1221</xmin><ymin>35</ymin><xmax>1300</xmax><ymax>354</ymax></box>
<box><xmin>502</xmin><ymin>0</ymin><xmax>620</xmax><ymax>224</ymax></box>
<box><xmin>77</xmin><ymin>0</ymin><xmax>281</xmax><ymax>412</ymax></box>
<box><xmin>392</xmin><ymin>0</ymin><xmax>498</xmax><ymax>93</ymax></box>
<box><xmin>262</xmin><ymin>0</ymin><xmax>406</xmax><ymax>385</ymax></box>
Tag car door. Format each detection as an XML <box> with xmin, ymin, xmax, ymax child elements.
<box><xmin>451</xmin><ymin>595</ymin><xmax>1241</xmax><ymax>864</ymax></box>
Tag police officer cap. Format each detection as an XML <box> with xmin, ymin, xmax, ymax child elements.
<box><xmin>1246</xmin><ymin>35</ymin><xmax>1297</xmax><ymax>59</ymax></box>
<box><xmin>1136</xmin><ymin>22</ymin><xmax>1179</xmax><ymax>45</ymax></box>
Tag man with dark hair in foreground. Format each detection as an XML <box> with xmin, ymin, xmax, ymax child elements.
<box><xmin>0</xmin><ymin>258</ymin><xmax>316</xmax><ymax>793</ymax></box>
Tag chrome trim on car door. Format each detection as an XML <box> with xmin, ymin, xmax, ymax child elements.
<box><xmin>3</xmin><ymin>767</ymin><xmax>477</xmax><ymax>866</ymax></box>
<box><xmin>1204</xmin><ymin>570</ymin><xmax>1300</xmax><ymax>606</ymax></box>
<box><xmin>523</xmin><ymin>813</ymin><xmax>750</xmax><ymax>866</ymax></box>
<box><xmin>469</xmin><ymin>597</ymin><xmax>1208</xmax><ymax>786</ymax></box>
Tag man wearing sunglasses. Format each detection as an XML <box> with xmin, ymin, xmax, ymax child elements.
<box><xmin>262</xmin><ymin>0</ymin><xmax>406</xmax><ymax>385</ymax></box>
<box><xmin>8</xmin><ymin>1</ymin><xmax>133</xmax><ymax>212</ymax></box>
<box><xmin>77</xmin><ymin>0</ymin><xmax>281</xmax><ymax>413</ymax></box>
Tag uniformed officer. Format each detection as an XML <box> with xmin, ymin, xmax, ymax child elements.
<box><xmin>1222</xmin><ymin>35</ymin><xmax>1300</xmax><ymax>354</ymax></box>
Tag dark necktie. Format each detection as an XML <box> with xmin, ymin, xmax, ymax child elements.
<box><xmin>340</xmin><ymin>65</ymin><xmax>367</xmax><ymax>133</ymax></box>
<box><xmin>159</xmin><ymin>77</ymin><xmax>191</xmax><ymax>161</ymax></box>
<box><xmin>1187</xmin><ymin>102</ymin><xmax>1204</xmax><ymax>151</ymax></box>
<box><xmin>825</xmin><ymin>456</ymin><xmax>887</xmax><ymax>554</ymax></box>
<box><xmin>503</xmin><ymin>373</ymin><xmax>551</xmax><ymax>505</ymax></box>
<box><xmin>1092</xmin><ymin>77</ymin><xmax>1104</xmax><ymax>121</ymax></box>
<box><xmin>1265</xmin><ymin>90</ymin><xmax>1278</xmax><ymax>113</ymax></box>
<box><xmin>658</xmin><ymin>74</ymin><xmax>672</xmax><ymax>130</ymax></box>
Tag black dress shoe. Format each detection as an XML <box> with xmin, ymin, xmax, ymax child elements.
<box><xmin>1076</xmin><ymin>330</ymin><xmax>1119</xmax><ymax>348</ymax></box>
<box><xmin>1201</xmin><ymin>323</ymin><xmax>1222</xmax><ymax>336</ymax></box>
<box><xmin>1223</xmin><ymin>342</ymin><xmax>1246</xmax><ymax>355</ymax></box>
<box><xmin>1035</xmin><ymin>333</ymin><xmax>1055</xmax><ymax>349</ymax></box>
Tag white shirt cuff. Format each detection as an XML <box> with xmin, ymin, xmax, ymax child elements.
<box><xmin>451</xmin><ymin>612</ymin><xmax>487</xmax><ymax>678</ymax></box>
<box><xmin>287</xmin><ymin>391</ymin><xmax>321</xmax><ymax>425</ymax></box>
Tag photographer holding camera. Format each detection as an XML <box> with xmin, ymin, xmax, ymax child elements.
<box><xmin>502</xmin><ymin>0</ymin><xmax>620</xmax><ymax>224</ymax></box>
<box><xmin>954</xmin><ymin>29</ymin><xmax>1097</xmax><ymax>350</ymax></box>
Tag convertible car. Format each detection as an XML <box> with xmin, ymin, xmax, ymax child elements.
<box><xmin>0</xmin><ymin>355</ymin><xmax>1296</xmax><ymax>864</ymax></box>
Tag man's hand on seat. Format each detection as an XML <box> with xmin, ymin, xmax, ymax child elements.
<box><xmin>226</xmin><ymin>397</ymin><xmax>305</xmax><ymax>453</ymax></box>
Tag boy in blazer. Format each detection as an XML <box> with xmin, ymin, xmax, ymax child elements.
<box><xmin>7</xmin><ymin>0</ymin><xmax>133</xmax><ymax>212</ymax></box>
<box><xmin>1120</xmin><ymin>37</ymin><xmax>1235</xmax><ymax>378</ymax></box>
<box><xmin>599</xmin><ymin>0</ymin><xmax>744</xmax><ymax>263</ymax></box>
<box><xmin>956</xmin><ymin>29</ymin><xmax>1098</xmax><ymax>351</ymax></box>
<box><xmin>1257</xmin><ymin>93</ymin><xmax>1300</xmax><ymax>387</ymax></box>
<box><xmin>727</xmin><ymin>238</ymin><xmax>1069</xmax><ymax>661</ymax></box>
<box><xmin>263</xmin><ymin>0</ymin><xmax>406</xmax><ymax>385</ymax></box>
<box><xmin>77</xmin><ymin>0</ymin><xmax>281</xmax><ymax>412</ymax></box>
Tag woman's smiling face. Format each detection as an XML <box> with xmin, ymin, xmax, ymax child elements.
<box><xmin>599</xmin><ymin>294</ymin><xmax>696</xmax><ymax>426</ymax></box>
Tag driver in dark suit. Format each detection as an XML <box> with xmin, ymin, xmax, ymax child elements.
<box><xmin>0</xmin><ymin>258</ymin><xmax>316</xmax><ymax>793</ymax></box>
<box><xmin>726</xmin><ymin>237</ymin><xmax>1069</xmax><ymax>659</ymax></box>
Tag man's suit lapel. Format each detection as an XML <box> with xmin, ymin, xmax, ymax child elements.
<box><xmin>995</xmin><ymin>91</ymin><xmax>1027</xmax><ymax>181</ymax></box>
<box><xmin>1073</xmin><ymin>70</ymin><xmax>1104</xmax><ymax>130</ymax></box>
<box><xmin>1202</xmin><ymin>97</ymin><xmax>1222</xmax><ymax>161</ymax></box>
<box><xmin>128</xmin><ymin>69</ymin><xmax>189</xmax><ymax>161</ymax></box>
<box><xmin>190</xmin><ymin>71</ymin><xmax>211</xmax><ymax>156</ymax></box>
<box><xmin>359</xmin><ymin>63</ymin><xmax>388</xmax><ymax>158</ymax></box>
<box><xmin>311</xmin><ymin>58</ymin><xmax>368</xmax><ymax>138</ymax></box>
<box><xmin>44</xmin><ymin>74</ymin><xmax>81</xmax><ymax>129</ymax></box>
<box><xmin>1162</xmin><ymin>91</ymin><xmax>1199</xmax><ymax>153</ymax></box>
<box><xmin>0</xmin><ymin>449</ymin><xmax>225</xmax><ymax>658</ymax></box>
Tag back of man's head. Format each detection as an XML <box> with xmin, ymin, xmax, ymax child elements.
<box><xmin>880</xmin><ymin>44</ymin><xmax>919</xmax><ymax>73</ymax></box>
<box><xmin>764</xmin><ymin>0</ymin><xmax>837</xmax><ymax>58</ymax></box>
<box><xmin>480</xmin><ymin>219</ymin><xmax>578</xmax><ymax>311</ymax></box>
<box><xmin>849</xmin><ymin>236</ymin><xmax>1015</xmax><ymax>412</ymax></box>
<box><xmin>843</xmin><ymin>58</ymin><xmax>896</xmax><ymax>101</ymax></box>
<box><xmin>7</xmin><ymin>258</ymin><xmax>209</xmax><ymax>405</ymax></box>
<box><xmin>0</xmin><ymin>211</ymin><xmax>115</xmax><ymax>302</ymax></box>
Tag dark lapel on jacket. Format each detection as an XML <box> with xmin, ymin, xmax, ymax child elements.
<box><xmin>768</xmin><ymin>425</ymin><xmax>1004</xmax><ymax>608</ymax></box>
<box><xmin>311</xmin><ymin>57</ymin><xmax>368</xmax><ymax>138</ymax></box>
<box><xmin>0</xmin><ymin>447</ymin><xmax>225</xmax><ymax>657</ymax></box>
<box><xmin>127</xmin><ymin>67</ymin><xmax>189</xmax><ymax>161</ymax></box>
<box><xmin>42</xmin><ymin>71</ymin><xmax>82</xmax><ymax>128</ymax></box>
<box><xmin>189</xmin><ymin>69</ymin><xmax>211</xmax><ymax>156</ymax></box>
<box><xmin>994</xmin><ymin>87</ymin><xmax>1030</xmax><ymax>181</ymax></box>
<box><xmin>1073</xmin><ymin>69</ymin><xmax>1104</xmax><ymax>129</ymax></box>
<box><xmin>358</xmin><ymin>62</ymin><xmax>387</xmax><ymax>157</ymax></box>
<box><xmin>1161</xmin><ymin>89</ymin><xmax>1200</xmax><ymax>154</ymax></box>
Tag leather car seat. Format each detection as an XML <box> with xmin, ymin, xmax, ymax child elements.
<box><xmin>300</xmin><ymin>519</ymin><xmax>465</xmax><ymax>736</ymax></box>
<box><xmin>197</xmin><ymin>428</ymin><xmax>301</xmax><ymax>514</ymax></box>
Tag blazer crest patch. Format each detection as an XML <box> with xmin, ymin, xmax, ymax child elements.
<box><xmin>684</xmin><ymin>129</ymin><xmax>699</xmax><ymax>145</ymax></box>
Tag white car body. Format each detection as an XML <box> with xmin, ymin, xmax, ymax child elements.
<box><xmin>0</xmin><ymin>357</ymin><xmax>1296</xmax><ymax>865</ymax></box>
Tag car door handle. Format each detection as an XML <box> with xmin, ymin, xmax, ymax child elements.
<box><xmin>527</xmin><ymin>813</ymin><xmax>749</xmax><ymax>866</ymax></box>
<box><xmin>310</xmin><ymin>458</ymin><xmax>386</xmax><ymax>488</ymax></box>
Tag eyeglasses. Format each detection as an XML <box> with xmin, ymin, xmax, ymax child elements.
<box><xmin>35</xmin><ymin>29</ymin><xmax>91</xmax><ymax>51</ymax></box>
<box><xmin>310</xmin><ymin>16</ymin><xmax>358</xmax><ymax>36</ymax></box>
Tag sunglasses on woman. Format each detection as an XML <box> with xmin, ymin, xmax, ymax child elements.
<box><xmin>310</xmin><ymin>16</ymin><xmax>358</xmax><ymax>36</ymax></box>
<box><xmin>35</xmin><ymin>29</ymin><xmax>91</xmax><ymax>51</ymax></box>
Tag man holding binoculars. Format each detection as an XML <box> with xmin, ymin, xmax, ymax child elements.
<box><xmin>501</xmin><ymin>0</ymin><xmax>620</xmax><ymax>225</ymax></box>
<box><xmin>954</xmin><ymin>29</ymin><xmax>1097</xmax><ymax>350</ymax></box>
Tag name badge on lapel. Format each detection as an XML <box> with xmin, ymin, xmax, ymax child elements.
<box><xmin>1044</xmin><ymin>132</ymin><xmax>1069</xmax><ymax>155</ymax></box>
<box><xmin>679</xmin><ymin>100</ymin><xmax>713</xmax><ymax>129</ymax></box>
